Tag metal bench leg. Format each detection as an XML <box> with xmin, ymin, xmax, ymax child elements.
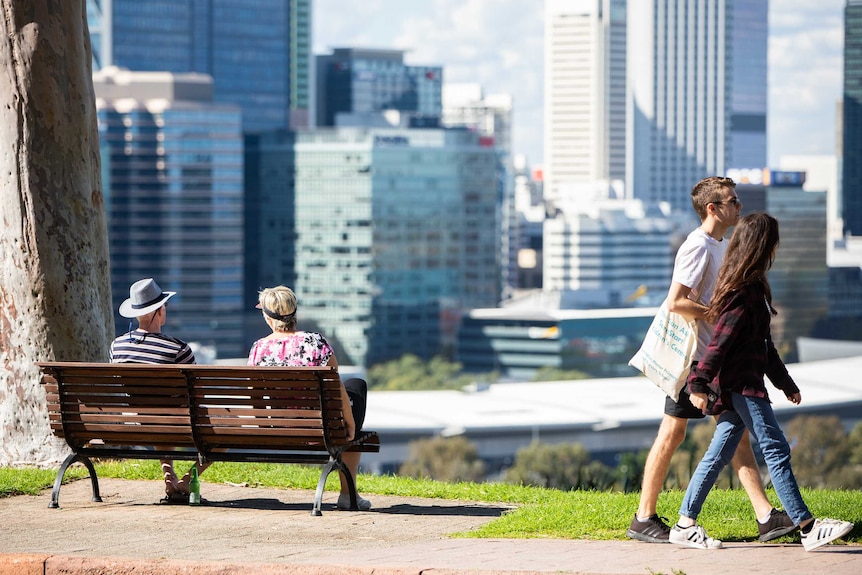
<box><xmin>50</xmin><ymin>453</ymin><xmax>102</xmax><ymax>509</ymax></box>
<box><xmin>312</xmin><ymin>458</ymin><xmax>339</xmax><ymax>516</ymax></box>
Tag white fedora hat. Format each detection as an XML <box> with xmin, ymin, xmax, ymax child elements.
<box><xmin>118</xmin><ymin>278</ymin><xmax>176</xmax><ymax>318</ymax></box>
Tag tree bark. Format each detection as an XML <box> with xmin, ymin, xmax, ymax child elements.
<box><xmin>0</xmin><ymin>0</ymin><xmax>112</xmax><ymax>465</ymax></box>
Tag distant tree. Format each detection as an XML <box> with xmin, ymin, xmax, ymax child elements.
<box><xmin>531</xmin><ymin>366</ymin><xmax>591</xmax><ymax>382</ymax></box>
<box><xmin>785</xmin><ymin>415</ymin><xmax>851</xmax><ymax>488</ymax></box>
<box><xmin>616</xmin><ymin>450</ymin><xmax>648</xmax><ymax>493</ymax></box>
<box><xmin>398</xmin><ymin>435</ymin><xmax>486</xmax><ymax>482</ymax></box>
<box><xmin>367</xmin><ymin>354</ymin><xmax>495</xmax><ymax>391</ymax></box>
<box><xmin>849</xmin><ymin>422</ymin><xmax>862</xmax><ymax>466</ymax></box>
<box><xmin>505</xmin><ymin>441</ymin><xmax>611</xmax><ymax>490</ymax></box>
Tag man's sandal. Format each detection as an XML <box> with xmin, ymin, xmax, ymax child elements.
<box><xmin>158</xmin><ymin>491</ymin><xmax>189</xmax><ymax>505</ymax></box>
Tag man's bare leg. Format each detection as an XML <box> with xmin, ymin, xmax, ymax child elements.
<box><xmin>176</xmin><ymin>460</ymin><xmax>212</xmax><ymax>494</ymax></box>
<box><xmin>161</xmin><ymin>459</ymin><xmax>178</xmax><ymax>494</ymax></box>
<box><xmin>637</xmin><ymin>414</ymin><xmax>688</xmax><ymax>518</ymax></box>
<box><xmin>627</xmin><ymin>414</ymin><xmax>687</xmax><ymax>543</ymax></box>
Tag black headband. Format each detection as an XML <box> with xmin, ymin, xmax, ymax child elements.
<box><xmin>132</xmin><ymin>293</ymin><xmax>167</xmax><ymax>309</ymax></box>
<box><xmin>262</xmin><ymin>305</ymin><xmax>295</xmax><ymax>322</ymax></box>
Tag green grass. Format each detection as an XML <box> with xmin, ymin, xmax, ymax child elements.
<box><xmin>3</xmin><ymin>461</ymin><xmax>860</xmax><ymax>544</ymax></box>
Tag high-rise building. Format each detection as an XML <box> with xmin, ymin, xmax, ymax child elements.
<box><xmin>628</xmin><ymin>0</ymin><xmax>767</xmax><ymax>212</ymax></box>
<box><xmin>94</xmin><ymin>68</ymin><xmax>245</xmax><ymax>358</ymax></box>
<box><xmin>286</xmin><ymin>127</ymin><xmax>499</xmax><ymax>367</ymax></box>
<box><xmin>87</xmin><ymin>0</ymin><xmax>311</xmax><ymax>130</ymax></box>
<box><xmin>733</xmin><ymin>172</ymin><xmax>828</xmax><ymax>361</ymax></box>
<box><xmin>442</xmin><ymin>83</ymin><xmax>515</xmax><ymax>295</ymax></box>
<box><xmin>766</xmin><ymin>184</ymin><xmax>828</xmax><ymax>361</ymax></box>
<box><xmin>315</xmin><ymin>48</ymin><xmax>442</xmax><ymax>128</ymax></box>
<box><xmin>243</xmin><ymin>130</ymin><xmax>297</xmax><ymax>317</ymax></box>
<box><xmin>842</xmin><ymin>0</ymin><xmax>862</xmax><ymax>236</ymax></box>
<box><xmin>512</xmin><ymin>156</ymin><xmax>545</xmax><ymax>290</ymax></box>
<box><xmin>544</xmin><ymin>0</ymin><xmax>627</xmax><ymax>208</ymax></box>
<box><xmin>542</xmin><ymin>201</ymin><xmax>676</xmax><ymax>307</ymax></box>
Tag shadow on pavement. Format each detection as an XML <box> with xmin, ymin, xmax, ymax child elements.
<box><xmin>380</xmin><ymin>502</ymin><xmax>510</xmax><ymax>517</ymax></box>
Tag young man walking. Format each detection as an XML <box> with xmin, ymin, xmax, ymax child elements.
<box><xmin>626</xmin><ymin>177</ymin><xmax>796</xmax><ymax>544</ymax></box>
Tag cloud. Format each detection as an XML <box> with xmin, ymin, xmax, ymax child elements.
<box><xmin>314</xmin><ymin>0</ymin><xmax>545</xmax><ymax>165</ymax></box>
<box><xmin>391</xmin><ymin>0</ymin><xmax>545</xmax><ymax>163</ymax></box>
<box><xmin>768</xmin><ymin>0</ymin><xmax>845</xmax><ymax>163</ymax></box>
<box><xmin>315</xmin><ymin>0</ymin><xmax>848</xmax><ymax>168</ymax></box>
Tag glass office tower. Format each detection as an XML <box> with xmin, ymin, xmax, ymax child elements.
<box><xmin>315</xmin><ymin>48</ymin><xmax>443</xmax><ymax>128</ymax></box>
<box><xmin>88</xmin><ymin>0</ymin><xmax>311</xmax><ymax>130</ymax></box>
<box><xmin>95</xmin><ymin>69</ymin><xmax>245</xmax><ymax>358</ymax></box>
<box><xmin>628</xmin><ymin>0</ymin><xmax>767</xmax><ymax>212</ymax></box>
<box><xmin>289</xmin><ymin>128</ymin><xmax>499</xmax><ymax>367</ymax></box>
<box><xmin>843</xmin><ymin>1</ymin><xmax>862</xmax><ymax>236</ymax></box>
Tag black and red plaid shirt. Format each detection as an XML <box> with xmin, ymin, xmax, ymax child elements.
<box><xmin>687</xmin><ymin>282</ymin><xmax>799</xmax><ymax>414</ymax></box>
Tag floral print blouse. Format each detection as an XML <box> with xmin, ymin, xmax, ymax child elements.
<box><xmin>246</xmin><ymin>331</ymin><xmax>333</xmax><ymax>367</ymax></box>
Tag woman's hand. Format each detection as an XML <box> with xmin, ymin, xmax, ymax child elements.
<box><xmin>787</xmin><ymin>392</ymin><xmax>802</xmax><ymax>405</ymax></box>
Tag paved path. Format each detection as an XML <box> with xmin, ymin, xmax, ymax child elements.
<box><xmin>2</xmin><ymin>478</ymin><xmax>860</xmax><ymax>574</ymax></box>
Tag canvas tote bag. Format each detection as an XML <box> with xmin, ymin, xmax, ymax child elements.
<box><xmin>628</xmin><ymin>300</ymin><xmax>698</xmax><ymax>401</ymax></box>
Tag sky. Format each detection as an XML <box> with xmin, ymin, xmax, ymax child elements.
<box><xmin>313</xmin><ymin>0</ymin><xmax>847</xmax><ymax>170</ymax></box>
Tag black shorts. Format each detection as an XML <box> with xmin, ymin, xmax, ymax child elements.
<box><xmin>343</xmin><ymin>377</ymin><xmax>368</xmax><ymax>431</ymax></box>
<box><xmin>664</xmin><ymin>388</ymin><xmax>706</xmax><ymax>419</ymax></box>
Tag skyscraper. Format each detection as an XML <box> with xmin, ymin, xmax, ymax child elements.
<box><xmin>442</xmin><ymin>84</ymin><xmax>515</xmax><ymax>295</ymax></box>
<box><xmin>315</xmin><ymin>48</ymin><xmax>443</xmax><ymax>128</ymax></box>
<box><xmin>628</xmin><ymin>0</ymin><xmax>767</xmax><ymax>212</ymax></box>
<box><xmin>289</xmin><ymin>128</ymin><xmax>499</xmax><ymax>367</ymax></box>
<box><xmin>87</xmin><ymin>0</ymin><xmax>311</xmax><ymax>131</ymax></box>
<box><xmin>94</xmin><ymin>68</ymin><xmax>245</xmax><ymax>358</ymax></box>
<box><xmin>544</xmin><ymin>0</ymin><xmax>627</xmax><ymax>208</ymax></box>
<box><xmin>542</xmin><ymin>201</ymin><xmax>675</xmax><ymax>306</ymax></box>
<box><xmin>843</xmin><ymin>0</ymin><xmax>862</xmax><ymax>236</ymax></box>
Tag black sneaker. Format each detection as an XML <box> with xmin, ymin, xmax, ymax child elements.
<box><xmin>626</xmin><ymin>513</ymin><xmax>671</xmax><ymax>543</ymax></box>
<box><xmin>758</xmin><ymin>508</ymin><xmax>798</xmax><ymax>542</ymax></box>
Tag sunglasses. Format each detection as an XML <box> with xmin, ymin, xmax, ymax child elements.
<box><xmin>712</xmin><ymin>197</ymin><xmax>741</xmax><ymax>206</ymax></box>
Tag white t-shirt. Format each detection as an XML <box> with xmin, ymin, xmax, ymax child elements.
<box><xmin>671</xmin><ymin>227</ymin><xmax>727</xmax><ymax>358</ymax></box>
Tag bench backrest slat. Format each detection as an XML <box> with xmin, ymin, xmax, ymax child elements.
<box><xmin>37</xmin><ymin>362</ymin><xmax>353</xmax><ymax>455</ymax></box>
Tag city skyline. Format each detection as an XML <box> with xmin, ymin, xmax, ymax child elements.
<box><xmin>314</xmin><ymin>0</ymin><xmax>847</xmax><ymax>170</ymax></box>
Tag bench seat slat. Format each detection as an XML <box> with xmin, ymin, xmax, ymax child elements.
<box><xmin>63</xmin><ymin>434</ymin><xmax>196</xmax><ymax>447</ymax></box>
<box><xmin>69</xmin><ymin>414</ymin><xmax>190</xmax><ymax>425</ymax></box>
<box><xmin>190</xmin><ymin>389</ymin><xmax>341</xmax><ymax>400</ymax></box>
<box><xmin>58</xmin><ymin>385</ymin><xmax>187</xmax><ymax>396</ymax></box>
<box><xmin>192</xmin><ymin>395</ymin><xmax>328</xmax><ymax>409</ymax></box>
<box><xmin>196</xmin><ymin>407</ymin><xmax>324</xmax><ymax>418</ymax></box>
<box><xmin>62</xmin><ymin>398</ymin><xmax>189</xmax><ymax>409</ymax></box>
<box><xmin>62</xmin><ymin>421</ymin><xmax>194</xmax><ymax>434</ymax></box>
<box><xmin>196</xmin><ymin>431</ymin><xmax>326</xmax><ymax>443</ymax></box>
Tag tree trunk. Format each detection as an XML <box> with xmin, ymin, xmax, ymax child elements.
<box><xmin>0</xmin><ymin>0</ymin><xmax>112</xmax><ymax>465</ymax></box>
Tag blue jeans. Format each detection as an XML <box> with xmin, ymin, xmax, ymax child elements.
<box><xmin>679</xmin><ymin>392</ymin><xmax>812</xmax><ymax>525</ymax></box>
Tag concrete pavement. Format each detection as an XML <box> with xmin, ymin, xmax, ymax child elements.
<box><xmin>2</xmin><ymin>478</ymin><xmax>860</xmax><ymax>574</ymax></box>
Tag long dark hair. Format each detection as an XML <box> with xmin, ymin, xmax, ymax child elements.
<box><xmin>706</xmin><ymin>212</ymin><xmax>779</xmax><ymax>323</ymax></box>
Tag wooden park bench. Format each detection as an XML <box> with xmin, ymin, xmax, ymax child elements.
<box><xmin>37</xmin><ymin>362</ymin><xmax>380</xmax><ymax>515</ymax></box>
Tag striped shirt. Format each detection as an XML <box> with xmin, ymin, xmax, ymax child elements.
<box><xmin>110</xmin><ymin>329</ymin><xmax>196</xmax><ymax>364</ymax></box>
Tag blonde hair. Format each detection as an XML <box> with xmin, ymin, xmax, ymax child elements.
<box><xmin>258</xmin><ymin>285</ymin><xmax>298</xmax><ymax>332</ymax></box>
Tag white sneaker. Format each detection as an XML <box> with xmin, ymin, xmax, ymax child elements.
<box><xmin>336</xmin><ymin>493</ymin><xmax>372</xmax><ymax>511</ymax></box>
<box><xmin>669</xmin><ymin>524</ymin><xmax>723</xmax><ymax>549</ymax></box>
<box><xmin>801</xmin><ymin>518</ymin><xmax>853</xmax><ymax>551</ymax></box>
